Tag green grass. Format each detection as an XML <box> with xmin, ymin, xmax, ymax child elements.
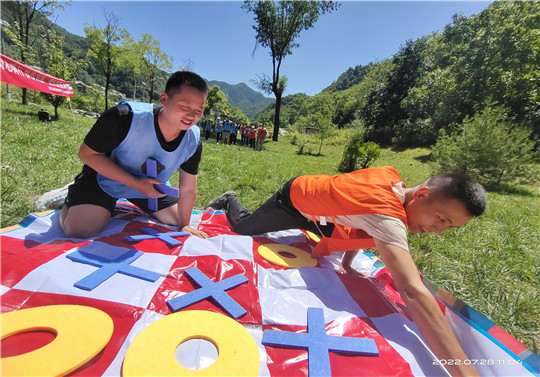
<box><xmin>1</xmin><ymin>99</ymin><xmax>539</xmax><ymax>352</ymax></box>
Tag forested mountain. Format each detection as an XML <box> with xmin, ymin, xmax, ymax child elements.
<box><xmin>322</xmin><ymin>64</ymin><xmax>372</xmax><ymax>92</ymax></box>
<box><xmin>253</xmin><ymin>1</ymin><xmax>539</xmax><ymax>146</ymax></box>
<box><xmin>206</xmin><ymin>80</ymin><xmax>273</xmax><ymax>119</ymax></box>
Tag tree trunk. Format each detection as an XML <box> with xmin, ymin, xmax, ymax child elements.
<box><xmin>105</xmin><ymin>74</ymin><xmax>111</xmax><ymax>110</ymax></box>
<box><xmin>149</xmin><ymin>79</ymin><xmax>155</xmax><ymax>103</ymax></box>
<box><xmin>272</xmin><ymin>92</ymin><xmax>282</xmax><ymax>142</ymax></box>
<box><xmin>22</xmin><ymin>87</ymin><xmax>28</xmax><ymax>105</ymax></box>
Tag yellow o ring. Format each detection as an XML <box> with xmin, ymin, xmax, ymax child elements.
<box><xmin>1</xmin><ymin>305</ymin><xmax>114</xmax><ymax>377</ymax></box>
<box><xmin>257</xmin><ymin>243</ymin><xmax>317</xmax><ymax>268</ymax></box>
<box><xmin>123</xmin><ymin>310</ymin><xmax>260</xmax><ymax>377</ymax></box>
<box><xmin>305</xmin><ymin>230</ymin><xmax>321</xmax><ymax>243</ymax></box>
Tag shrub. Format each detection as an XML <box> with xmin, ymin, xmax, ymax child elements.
<box><xmin>338</xmin><ymin>131</ymin><xmax>381</xmax><ymax>172</ymax></box>
<box><xmin>296</xmin><ymin>134</ymin><xmax>314</xmax><ymax>155</ymax></box>
<box><xmin>357</xmin><ymin>141</ymin><xmax>381</xmax><ymax>169</ymax></box>
<box><xmin>431</xmin><ymin>106</ymin><xmax>538</xmax><ymax>189</ymax></box>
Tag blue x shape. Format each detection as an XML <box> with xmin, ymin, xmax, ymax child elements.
<box><xmin>126</xmin><ymin>228</ymin><xmax>190</xmax><ymax>246</ymax></box>
<box><xmin>167</xmin><ymin>267</ymin><xmax>249</xmax><ymax>319</ymax></box>
<box><xmin>66</xmin><ymin>248</ymin><xmax>161</xmax><ymax>291</ymax></box>
<box><xmin>146</xmin><ymin>158</ymin><xmax>179</xmax><ymax>211</ymax></box>
<box><xmin>262</xmin><ymin>307</ymin><xmax>379</xmax><ymax>377</ymax></box>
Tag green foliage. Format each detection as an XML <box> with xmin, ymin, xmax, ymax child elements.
<box><xmin>217</xmin><ymin>102</ymin><xmax>249</xmax><ymax>125</ymax></box>
<box><xmin>338</xmin><ymin>131</ymin><xmax>365</xmax><ymax>172</ymax></box>
<box><xmin>243</xmin><ymin>0</ymin><xmax>339</xmax><ymax>140</ymax></box>
<box><xmin>338</xmin><ymin>130</ymin><xmax>381</xmax><ymax>173</ymax></box>
<box><xmin>84</xmin><ymin>11</ymin><xmax>125</xmax><ymax>110</ymax></box>
<box><xmin>35</xmin><ymin>27</ymin><xmax>83</xmax><ymax>118</ymax></box>
<box><xmin>258</xmin><ymin>1</ymin><xmax>539</xmax><ymax>148</ymax></box>
<box><xmin>431</xmin><ymin>106</ymin><xmax>538</xmax><ymax>189</ymax></box>
<box><xmin>70</xmin><ymin>86</ymin><xmax>106</xmax><ymax>113</ymax></box>
<box><xmin>323</xmin><ymin>63</ymin><xmax>373</xmax><ymax>92</ymax></box>
<box><xmin>206</xmin><ymin>80</ymin><xmax>273</xmax><ymax>119</ymax></box>
<box><xmin>361</xmin><ymin>37</ymin><xmax>428</xmax><ymax>145</ymax></box>
<box><xmin>205</xmin><ymin>85</ymin><xmax>228</xmax><ymax>119</ymax></box>
<box><xmin>357</xmin><ymin>142</ymin><xmax>381</xmax><ymax>169</ymax></box>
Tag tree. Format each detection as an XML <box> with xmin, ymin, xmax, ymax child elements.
<box><xmin>205</xmin><ymin>85</ymin><xmax>228</xmax><ymax>119</ymax></box>
<box><xmin>361</xmin><ymin>38</ymin><xmax>427</xmax><ymax>145</ymax></box>
<box><xmin>120</xmin><ymin>31</ymin><xmax>145</xmax><ymax>101</ymax></box>
<box><xmin>3</xmin><ymin>0</ymin><xmax>70</xmax><ymax>105</ymax></box>
<box><xmin>431</xmin><ymin>105</ymin><xmax>537</xmax><ymax>189</ymax></box>
<box><xmin>138</xmin><ymin>34</ymin><xmax>172</xmax><ymax>103</ymax></box>
<box><xmin>217</xmin><ymin>102</ymin><xmax>249</xmax><ymax>125</ymax></box>
<box><xmin>243</xmin><ymin>0</ymin><xmax>339</xmax><ymax>141</ymax></box>
<box><xmin>35</xmin><ymin>27</ymin><xmax>82</xmax><ymax>118</ymax></box>
<box><xmin>84</xmin><ymin>11</ymin><xmax>124</xmax><ymax>111</ymax></box>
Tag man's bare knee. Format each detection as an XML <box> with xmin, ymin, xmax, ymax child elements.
<box><xmin>153</xmin><ymin>206</ymin><xmax>179</xmax><ymax>226</ymax></box>
<box><xmin>61</xmin><ymin>222</ymin><xmax>101</xmax><ymax>239</ymax></box>
<box><xmin>60</xmin><ymin>204</ymin><xmax>110</xmax><ymax>239</ymax></box>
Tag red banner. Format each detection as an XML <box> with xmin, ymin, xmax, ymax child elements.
<box><xmin>0</xmin><ymin>54</ymin><xmax>73</xmax><ymax>97</ymax></box>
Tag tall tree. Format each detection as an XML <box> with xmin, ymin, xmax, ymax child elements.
<box><xmin>243</xmin><ymin>0</ymin><xmax>339</xmax><ymax>141</ymax></box>
<box><xmin>361</xmin><ymin>38</ymin><xmax>427</xmax><ymax>145</ymax></box>
<box><xmin>84</xmin><ymin>11</ymin><xmax>124</xmax><ymax>111</ymax></box>
<box><xmin>35</xmin><ymin>27</ymin><xmax>82</xmax><ymax>118</ymax></box>
<box><xmin>138</xmin><ymin>34</ymin><xmax>172</xmax><ymax>103</ymax></box>
<box><xmin>120</xmin><ymin>31</ymin><xmax>145</xmax><ymax>101</ymax></box>
<box><xmin>3</xmin><ymin>0</ymin><xmax>70</xmax><ymax>105</ymax></box>
<box><xmin>205</xmin><ymin>85</ymin><xmax>228</xmax><ymax>119</ymax></box>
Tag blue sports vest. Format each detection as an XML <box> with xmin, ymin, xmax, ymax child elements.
<box><xmin>97</xmin><ymin>101</ymin><xmax>200</xmax><ymax>199</ymax></box>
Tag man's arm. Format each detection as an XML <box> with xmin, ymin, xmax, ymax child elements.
<box><xmin>373</xmin><ymin>238</ymin><xmax>479</xmax><ymax>377</ymax></box>
<box><xmin>78</xmin><ymin>142</ymin><xmax>164</xmax><ymax>198</ymax></box>
<box><xmin>177</xmin><ymin>169</ymin><xmax>208</xmax><ymax>238</ymax></box>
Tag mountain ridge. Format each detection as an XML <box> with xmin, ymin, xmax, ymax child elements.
<box><xmin>206</xmin><ymin>80</ymin><xmax>274</xmax><ymax>118</ymax></box>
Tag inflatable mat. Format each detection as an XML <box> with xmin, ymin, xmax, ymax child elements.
<box><xmin>1</xmin><ymin>202</ymin><xmax>538</xmax><ymax>376</ymax></box>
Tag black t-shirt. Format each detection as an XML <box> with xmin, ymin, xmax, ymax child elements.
<box><xmin>81</xmin><ymin>103</ymin><xmax>202</xmax><ymax>177</ymax></box>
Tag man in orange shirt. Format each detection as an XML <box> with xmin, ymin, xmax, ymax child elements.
<box><xmin>248</xmin><ymin>125</ymin><xmax>257</xmax><ymax>149</ymax></box>
<box><xmin>207</xmin><ymin>166</ymin><xmax>486</xmax><ymax>376</ymax></box>
<box><xmin>256</xmin><ymin>124</ymin><xmax>267</xmax><ymax>151</ymax></box>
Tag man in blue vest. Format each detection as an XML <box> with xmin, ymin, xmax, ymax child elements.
<box><xmin>222</xmin><ymin>119</ymin><xmax>232</xmax><ymax>145</ymax></box>
<box><xmin>60</xmin><ymin>71</ymin><xmax>209</xmax><ymax>239</ymax></box>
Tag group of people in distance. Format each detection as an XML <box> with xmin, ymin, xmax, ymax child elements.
<box><xmin>59</xmin><ymin>70</ymin><xmax>487</xmax><ymax>377</ymax></box>
<box><xmin>202</xmin><ymin>118</ymin><xmax>268</xmax><ymax>150</ymax></box>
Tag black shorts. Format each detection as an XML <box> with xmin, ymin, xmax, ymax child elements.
<box><xmin>65</xmin><ymin>171</ymin><xmax>177</xmax><ymax>215</ymax></box>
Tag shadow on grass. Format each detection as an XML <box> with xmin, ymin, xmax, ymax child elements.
<box><xmin>414</xmin><ymin>154</ymin><xmax>432</xmax><ymax>163</ymax></box>
<box><xmin>488</xmin><ymin>183</ymin><xmax>538</xmax><ymax>197</ymax></box>
<box><xmin>2</xmin><ymin>107</ymin><xmax>37</xmax><ymax>117</ymax></box>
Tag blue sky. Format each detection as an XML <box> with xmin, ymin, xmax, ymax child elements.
<box><xmin>54</xmin><ymin>1</ymin><xmax>493</xmax><ymax>97</ymax></box>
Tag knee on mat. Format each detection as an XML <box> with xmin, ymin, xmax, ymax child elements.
<box><xmin>61</xmin><ymin>222</ymin><xmax>102</xmax><ymax>239</ymax></box>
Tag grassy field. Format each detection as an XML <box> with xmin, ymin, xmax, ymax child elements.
<box><xmin>1</xmin><ymin>99</ymin><xmax>539</xmax><ymax>352</ymax></box>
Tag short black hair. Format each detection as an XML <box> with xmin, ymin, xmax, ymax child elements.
<box><xmin>424</xmin><ymin>173</ymin><xmax>487</xmax><ymax>217</ymax></box>
<box><xmin>165</xmin><ymin>71</ymin><xmax>208</xmax><ymax>95</ymax></box>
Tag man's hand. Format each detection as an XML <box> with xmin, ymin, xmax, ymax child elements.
<box><xmin>373</xmin><ymin>239</ymin><xmax>479</xmax><ymax>376</ymax></box>
<box><xmin>133</xmin><ymin>178</ymin><xmax>166</xmax><ymax>198</ymax></box>
<box><xmin>181</xmin><ymin>225</ymin><xmax>209</xmax><ymax>239</ymax></box>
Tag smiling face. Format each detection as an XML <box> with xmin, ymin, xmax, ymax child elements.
<box><xmin>159</xmin><ymin>85</ymin><xmax>206</xmax><ymax>131</ymax></box>
<box><xmin>405</xmin><ymin>187</ymin><xmax>472</xmax><ymax>234</ymax></box>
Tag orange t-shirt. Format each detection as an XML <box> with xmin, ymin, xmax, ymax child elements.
<box><xmin>289</xmin><ymin>166</ymin><xmax>407</xmax><ymax>256</ymax></box>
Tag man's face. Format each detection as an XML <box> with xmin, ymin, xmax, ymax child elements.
<box><xmin>160</xmin><ymin>86</ymin><xmax>206</xmax><ymax>130</ymax></box>
<box><xmin>405</xmin><ymin>187</ymin><xmax>471</xmax><ymax>234</ymax></box>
